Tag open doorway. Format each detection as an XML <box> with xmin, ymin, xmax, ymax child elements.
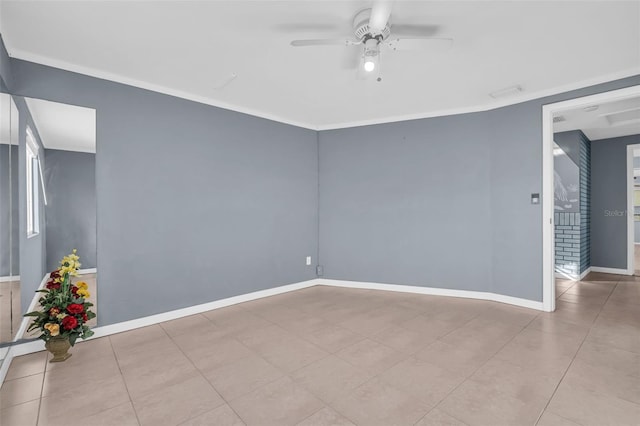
<box><xmin>627</xmin><ymin>145</ymin><xmax>640</xmax><ymax>276</ymax></box>
<box><xmin>542</xmin><ymin>85</ymin><xmax>640</xmax><ymax>312</ymax></box>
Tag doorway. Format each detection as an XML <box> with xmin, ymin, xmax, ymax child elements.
<box><xmin>542</xmin><ymin>85</ymin><xmax>640</xmax><ymax>312</ymax></box>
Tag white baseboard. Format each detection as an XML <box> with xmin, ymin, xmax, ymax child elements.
<box><xmin>0</xmin><ymin>275</ymin><xmax>20</xmax><ymax>283</ymax></box>
<box><xmin>554</xmin><ymin>266</ymin><xmax>592</xmax><ymax>281</ymax></box>
<box><xmin>316</xmin><ymin>279</ymin><xmax>545</xmax><ymax>311</ymax></box>
<box><xmin>78</xmin><ymin>268</ymin><xmax>97</xmax><ymax>275</ymax></box>
<box><xmin>0</xmin><ymin>276</ymin><xmax>546</xmax><ymax>387</ymax></box>
<box><xmin>579</xmin><ymin>267</ymin><xmax>592</xmax><ymax>280</ymax></box>
<box><xmin>555</xmin><ymin>271</ymin><xmax>578</xmax><ymax>281</ymax></box>
<box><xmin>91</xmin><ymin>279</ymin><xmax>317</xmax><ymax>339</ymax></box>
<box><xmin>590</xmin><ymin>266</ymin><xmax>632</xmax><ymax>276</ymax></box>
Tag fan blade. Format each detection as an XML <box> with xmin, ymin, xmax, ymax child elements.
<box><xmin>290</xmin><ymin>39</ymin><xmax>359</xmax><ymax>47</ymax></box>
<box><xmin>390</xmin><ymin>24</ymin><xmax>440</xmax><ymax>37</ymax></box>
<box><xmin>385</xmin><ymin>37</ymin><xmax>453</xmax><ymax>51</ymax></box>
<box><xmin>369</xmin><ymin>0</ymin><xmax>394</xmax><ymax>34</ymax></box>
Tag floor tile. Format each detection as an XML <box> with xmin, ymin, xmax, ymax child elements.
<box><xmin>160</xmin><ymin>314</ymin><xmax>219</xmax><ymax>338</ymax></box>
<box><xmin>335</xmin><ymin>339</ymin><xmax>405</xmax><ymax>375</ymax></box>
<box><xmin>178</xmin><ymin>335</ymin><xmax>253</xmax><ymax>372</ymax></box>
<box><xmin>0</xmin><ymin>373</ymin><xmax>43</xmax><ymax>409</ymax></box>
<box><xmin>414</xmin><ymin>340</ymin><xmax>494</xmax><ymax>377</ymax></box>
<box><xmin>178</xmin><ymin>404</ymin><xmax>245</xmax><ymax>426</ymax></box>
<box><xmin>576</xmin><ymin>340</ymin><xmax>640</xmax><ymax>378</ymax></box>
<box><xmin>132</xmin><ymin>375</ymin><xmax>224</xmax><ymax>426</ymax></box>
<box><xmin>330</xmin><ymin>377</ymin><xmax>431</xmax><ymax>426</ymax></box>
<box><xmin>202</xmin><ymin>353</ymin><xmax>283</xmax><ymax>401</ymax></box>
<box><xmin>38</xmin><ymin>375</ymin><xmax>130</xmax><ymax>424</ymax></box>
<box><xmin>73</xmin><ymin>401</ymin><xmax>140</xmax><ymax>426</ymax></box>
<box><xmin>378</xmin><ymin>356</ymin><xmax>467</xmax><ymax>406</ymax></box>
<box><xmin>536</xmin><ymin>411</ymin><xmax>581</xmax><ymax>426</ymax></box>
<box><xmin>0</xmin><ymin>399</ymin><xmax>39</xmax><ymax>426</ymax></box>
<box><xmin>3</xmin><ymin>352</ymin><xmax>47</xmax><ymax>382</ymax></box>
<box><xmin>414</xmin><ymin>408</ymin><xmax>468</xmax><ymax>426</ymax></box>
<box><xmin>296</xmin><ymin>406</ymin><xmax>355</xmax><ymax>426</ymax></box>
<box><xmin>546</xmin><ymin>379</ymin><xmax>640</xmax><ymax>426</ymax></box>
<box><xmin>290</xmin><ymin>355</ymin><xmax>372</xmax><ymax>404</ymax></box>
<box><xmin>251</xmin><ymin>336</ymin><xmax>329</xmax><ymax>373</ymax></box>
<box><xmin>42</xmin><ymin>352</ymin><xmax>121</xmax><ymax>397</ymax></box>
<box><xmin>299</xmin><ymin>323</ymin><xmax>364</xmax><ymax>354</ymax></box>
<box><xmin>2</xmin><ymin>284</ymin><xmax>638</xmax><ymax>426</ymax></box>
<box><xmin>371</xmin><ymin>324</ymin><xmax>438</xmax><ymax>354</ymax></box>
<box><xmin>438</xmin><ymin>378</ymin><xmax>546</xmax><ymax>426</ymax></box>
<box><xmin>561</xmin><ymin>358</ymin><xmax>640</xmax><ymax>405</ymax></box>
<box><xmin>120</xmin><ymin>351</ymin><xmax>199</xmax><ymax>399</ymax></box>
<box><xmin>229</xmin><ymin>376</ymin><xmax>323</xmax><ymax>426</ymax></box>
<box><xmin>468</xmin><ymin>357</ymin><xmax>562</xmax><ymax>404</ymax></box>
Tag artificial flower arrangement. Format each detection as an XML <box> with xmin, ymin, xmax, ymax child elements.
<box><xmin>25</xmin><ymin>249</ymin><xmax>96</xmax><ymax>347</ymax></box>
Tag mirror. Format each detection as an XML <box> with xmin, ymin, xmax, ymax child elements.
<box><xmin>0</xmin><ymin>92</ymin><xmax>19</xmax><ymax>350</ymax></box>
<box><xmin>2</xmin><ymin>96</ymin><xmax>97</xmax><ymax>347</ymax></box>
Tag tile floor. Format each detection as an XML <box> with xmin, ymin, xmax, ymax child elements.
<box><xmin>1</xmin><ymin>274</ymin><xmax>638</xmax><ymax>425</ymax></box>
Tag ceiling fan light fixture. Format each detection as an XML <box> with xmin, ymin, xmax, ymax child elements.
<box><xmin>363</xmin><ymin>37</ymin><xmax>380</xmax><ymax>73</ymax></box>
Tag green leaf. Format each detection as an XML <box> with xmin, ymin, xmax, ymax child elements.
<box><xmin>69</xmin><ymin>334</ymin><xmax>78</xmax><ymax>347</ymax></box>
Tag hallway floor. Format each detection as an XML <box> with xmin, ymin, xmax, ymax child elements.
<box><xmin>1</xmin><ymin>275</ymin><xmax>638</xmax><ymax>425</ymax></box>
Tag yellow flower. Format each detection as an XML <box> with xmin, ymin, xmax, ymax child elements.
<box><xmin>76</xmin><ymin>281</ymin><xmax>88</xmax><ymax>290</ymax></box>
<box><xmin>44</xmin><ymin>323</ymin><xmax>60</xmax><ymax>336</ymax></box>
<box><xmin>56</xmin><ymin>313</ymin><xmax>67</xmax><ymax>320</ymax></box>
<box><xmin>59</xmin><ymin>249</ymin><xmax>81</xmax><ymax>277</ymax></box>
<box><xmin>77</xmin><ymin>288</ymin><xmax>90</xmax><ymax>298</ymax></box>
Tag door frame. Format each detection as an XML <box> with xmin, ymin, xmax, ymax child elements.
<box><xmin>542</xmin><ymin>85</ymin><xmax>640</xmax><ymax>312</ymax></box>
<box><xmin>627</xmin><ymin>144</ymin><xmax>640</xmax><ymax>276</ymax></box>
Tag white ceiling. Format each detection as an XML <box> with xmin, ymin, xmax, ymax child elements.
<box><xmin>1</xmin><ymin>1</ymin><xmax>639</xmax><ymax>130</ymax></box>
<box><xmin>554</xmin><ymin>96</ymin><xmax>640</xmax><ymax>141</ymax></box>
<box><xmin>24</xmin><ymin>97</ymin><xmax>96</xmax><ymax>153</ymax></box>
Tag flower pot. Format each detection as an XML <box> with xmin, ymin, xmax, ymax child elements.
<box><xmin>45</xmin><ymin>336</ymin><xmax>72</xmax><ymax>362</ymax></box>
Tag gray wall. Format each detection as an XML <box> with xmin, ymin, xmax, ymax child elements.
<box><xmin>321</xmin><ymin>77</ymin><xmax>640</xmax><ymax>302</ymax></box>
<box><xmin>6</xmin><ymin>36</ymin><xmax>639</xmax><ymax>317</ymax></box>
<box><xmin>11</xmin><ymin>59</ymin><xmax>319</xmax><ymax>325</ymax></box>
<box><xmin>0</xmin><ymin>144</ymin><xmax>18</xmax><ymax>276</ymax></box>
<box><xmin>44</xmin><ymin>149</ymin><xmax>96</xmax><ymax>271</ymax></box>
<box><xmin>319</xmin><ymin>114</ymin><xmax>493</xmax><ymax>292</ymax></box>
<box><xmin>0</xmin><ymin>34</ymin><xmax>12</xmax><ymax>93</ymax></box>
<box><xmin>592</xmin><ymin>134</ymin><xmax>640</xmax><ymax>270</ymax></box>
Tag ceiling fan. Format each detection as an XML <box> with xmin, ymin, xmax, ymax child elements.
<box><xmin>289</xmin><ymin>0</ymin><xmax>453</xmax><ymax>80</ymax></box>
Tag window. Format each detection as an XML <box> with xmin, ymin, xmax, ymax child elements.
<box><xmin>26</xmin><ymin>127</ymin><xmax>39</xmax><ymax>237</ymax></box>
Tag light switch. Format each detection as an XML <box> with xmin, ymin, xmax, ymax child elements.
<box><xmin>531</xmin><ymin>193</ymin><xmax>540</xmax><ymax>204</ymax></box>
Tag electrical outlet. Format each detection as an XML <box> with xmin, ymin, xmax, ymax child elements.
<box><xmin>306</xmin><ymin>256</ymin><xmax>311</xmax><ymax>266</ymax></box>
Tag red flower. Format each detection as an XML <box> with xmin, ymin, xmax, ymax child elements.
<box><xmin>50</xmin><ymin>270</ymin><xmax>61</xmax><ymax>279</ymax></box>
<box><xmin>61</xmin><ymin>316</ymin><xmax>78</xmax><ymax>330</ymax></box>
<box><xmin>82</xmin><ymin>312</ymin><xmax>88</xmax><ymax>321</ymax></box>
<box><xmin>46</xmin><ymin>281</ymin><xmax>60</xmax><ymax>290</ymax></box>
<box><xmin>71</xmin><ymin>286</ymin><xmax>78</xmax><ymax>296</ymax></box>
<box><xmin>66</xmin><ymin>304</ymin><xmax>84</xmax><ymax>315</ymax></box>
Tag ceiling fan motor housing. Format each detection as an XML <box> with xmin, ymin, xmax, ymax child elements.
<box><xmin>353</xmin><ymin>8</ymin><xmax>391</xmax><ymax>41</ymax></box>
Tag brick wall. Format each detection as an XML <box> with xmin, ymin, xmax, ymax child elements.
<box><xmin>554</xmin><ymin>130</ymin><xmax>591</xmax><ymax>279</ymax></box>
<box><xmin>555</xmin><ymin>212</ymin><xmax>581</xmax><ymax>277</ymax></box>
<box><xmin>579</xmin><ymin>132</ymin><xmax>591</xmax><ymax>274</ymax></box>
